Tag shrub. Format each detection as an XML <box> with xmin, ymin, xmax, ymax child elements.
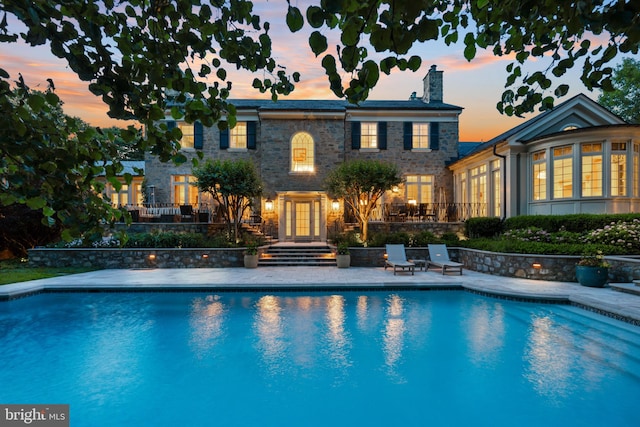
<box><xmin>465</xmin><ymin>217</ymin><xmax>503</xmax><ymax>238</ymax></box>
<box><xmin>582</xmin><ymin>219</ymin><xmax>640</xmax><ymax>253</ymax></box>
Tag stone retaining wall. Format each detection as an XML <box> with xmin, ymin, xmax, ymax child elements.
<box><xmin>27</xmin><ymin>246</ymin><xmax>640</xmax><ymax>283</ymax></box>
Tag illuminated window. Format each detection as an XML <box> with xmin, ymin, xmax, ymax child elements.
<box><xmin>230</xmin><ymin>122</ymin><xmax>247</xmax><ymax>149</ymax></box>
<box><xmin>491</xmin><ymin>159</ymin><xmax>501</xmax><ymax>217</ymax></box>
<box><xmin>553</xmin><ymin>146</ymin><xmax>573</xmax><ymax>199</ymax></box>
<box><xmin>611</xmin><ymin>142</ymin><xmax>627</xmax><ymax>196</ymax></box>
<box><xmin>532</xmin><ymin>151</ymin><xmax>547</xmax><ymax>201</ymax></box>
<box><xmin>361</xmin><ymin>122</ymin><xmax>378</xmax><ymax>149</ymax></box>
<box><xmin>562</xmin><ymin>124</ymin><xmax>579</xmax><ymax>131</ymax></box>
<box><xmin>405</xmin><ymin>175</ymin><xmax>434</xmax><ymax>204</ymax></box>
<box><xmin>178</xmin><ymin>123</ymin><xmax>194</xmax><ymax>149</ymax></box>
<box><xmin>291</xmin><ymin>132</ymin><xmax>314</xmax><ymax>172</ymax></box>
<box><xmin>172</xmin><ymin>175</ymin><xmax>199</xmax><ymax>205</ymax></box>
<box><xmin>412</xmin><ymin>123</ymin><xmax>430</xmax><ymax>149</ymax></box>
<box><xmin>470</xmin><ymin>165</ymin><xmax>487</xmax><ymax>215</ymax></box>
<box><xmin>581</xmin><ymin>143</ymin><xmax>602</xmax><ymax>197</ymax></box>
<box><xmin>108</xmin><ymin>184</ymin><xmax>129</xmax><ymax>207</ymax></box>
<box><xmin>634</xmin><ymin>144</ymin><xmax>639</xmax><ymax>197</ymax></box>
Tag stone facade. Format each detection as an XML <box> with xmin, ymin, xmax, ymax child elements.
<box><xmin>143</xmin><ymin>66</ymin><xmax>463</xmax><ymax>243</ymax></box>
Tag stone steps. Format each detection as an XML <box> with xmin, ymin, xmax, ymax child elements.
<box><xmin>259</xmin><ymin>244</ymin><xmax>336</xmax><ymax>267</ymax></box>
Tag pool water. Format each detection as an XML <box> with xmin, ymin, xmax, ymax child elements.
<box><xmin>1</xmin><ymin>291</ymin><xmax>639</xmax><ymax>426</ymax></box>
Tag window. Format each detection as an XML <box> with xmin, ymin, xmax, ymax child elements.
<box><xmin>470</xmin><ymin>165</ymin><xmax>487</xmax><ymax>216</ymax></box>
<box><xmin>581</xmin><ymin>143</ymin><xmax>602</xmax><ymax>197</ymax></box>
<box><xmin>562</xmin><ymin>124</ymin><xmax>579</xmax><ymax>131</ymax></box>
<box><xmin>108</xmin><ymin>184</ymin><xmax>129</xmax><ymax>207</ymax></box>
<box><xmin>491</xmin><ymin>159</ymin><xmax>501</xmax><ymax>217</ymax></box>
<box><xmin>634</xmin><ymin>144</ymin><xmax>639</xmax><ymax>197</ymax></box>
<box><xmin>611</xmin><ymin>142</ymin><xmax>627</xmax><ymax>196</ymax></box>
<box><xmin>412</xmin><ymin>123</ymin><xmax>429</xmax><ymax>149</ymax></box>
<box><xmin>291</xmin><ymin>132</ymin><xmax>314</xmax><ymax>173</ymax></box>
<box><xmin>553</xmin><ymin>146</ymin><xmax>573</xmax><ymax>199</ymax></box>
<box><xmin>532</xmin><ymin>150</ymin><xmax>547</xmax><ymax>201</ymax></box>
<box><xmin>178</xmin><ymin>123</ymin><xmax>194</xmax><ymax>149</ymax></box>
<box><xmin>172</xmin><ymin>175</ymin><xmax>199</xmax><ymax>205</ymax></box>
<box><xmin>405</xmin><ymin>175</ymin><xmax>434</xmax><ymax>204</ymax></box>
<box><xmin>361</xmin><ymin>122</ymin><xmax>378</xmax><ymax>149</ymax></box>
<box><xmin>230</xmin><ymin>122</ymin><xmax>247</xmax><ymax>149</ymax></box>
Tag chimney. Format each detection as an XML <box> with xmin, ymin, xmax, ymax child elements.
<box><xmin>422</xmin><ymin>64</ymin><xmax>443</xmax><ymax>104</ymax></box>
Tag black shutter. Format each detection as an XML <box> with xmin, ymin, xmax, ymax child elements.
<box><xmin>247</xmin><ymin>121</ymin><xmax>257</xmax><ymax>149</ymax></box>
<box><xmin>166</xmin><ymin>120</ymin><xmax>176</xmax><ymax>130</ymax></box>
<box><xmin>378</xmin><ymin>122</ymin><xmax>387</xmax><ymax>150</ymax></box>
<box><xmin>220</xmin><ymin>125</ymin><xmax>229</xmax><ymax>149</ymax></box>
<box><xmin>194</xmin><ymin>122</ymin><xmax>203</xmax><ymax>149</ymax></box>
<box><xmin>351</xmin><ymin>122</ymin><xmax>361</xmax><ymax>149</ymax></box>
<box><xmin>430</xmin><ymin>122</ymin><xmax>440</xmax><ymax>150</ymax></box>
<box><xmin>403</xmin><ymin>122</ymin><xmax>413</xmax><ymax>150</ymax></box>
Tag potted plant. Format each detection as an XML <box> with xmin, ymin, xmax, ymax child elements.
<box><xmin>244</xmin><ymin>241</ymin><xmax>259</xmax><ymax>268</ymax></box>
<box><xmin>336</xmin><ymin>242</ymin><xmax>350</xmax><ymax>268</ymax></box>
<box><xmin>575</xmin><ymin>250</ymin><xmax>610</xmax><ymax>287</ymax></box>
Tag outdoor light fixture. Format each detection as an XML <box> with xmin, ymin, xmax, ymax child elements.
<box><xmin>408</xmin><ymin>199</ymin><xmax>417</xmax><ymax>206</ymax></box>
<box><xmin>392</xmin><ymin>186</ymin><xmax>399</xmax><ymax>193</ymax></box>
<box><xmin>265</xmin><ymin>198</ymin><xmax>274</xmax><ymax>212</ymax></box>
<box><xmin>202</xmin><ymin>254</ymin><xmax>209</xmax><ymax>259</ymax></box>
<box><xmin>148</xmin><ymin>254</ymin><xmax>156</xmax><ymax>260</ymax></box>
<box><xmin>532</xmin><ymin>262</ymin><xmax>542</xmax><ymax>269</ymax></box>
<box><xmin>332</xmin><ymin>199</ymin><xmax>340</xmax><ymax>211</ymax></box>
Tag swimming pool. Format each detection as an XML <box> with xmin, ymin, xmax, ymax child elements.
<box><xmin>0</xmin><ymin>291</ymin><xmax>638</xmax><ymax>426</ymax></box>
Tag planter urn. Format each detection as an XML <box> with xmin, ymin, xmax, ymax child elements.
<box><xmin>336</xmin><ymin>254</ymin><xmax>351</xmax><ymax>268</ymax></box>
<box><xmin>244</xmin><ymin>254</ymin><xmax>259</xmax><ymax>268</ymax></box>
<box><xmin>575</xmin><ymin>265</ymin><xmax>609</xmax><ymax>287</ymax></box>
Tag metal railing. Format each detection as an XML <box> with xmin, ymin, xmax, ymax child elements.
<box><xmin>346</xmin><ymin>202</ymin><xmax>489</xmax><ymax>223</ymax></box>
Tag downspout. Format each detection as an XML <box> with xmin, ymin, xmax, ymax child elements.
<box><xmin>493</xmin><ymin>144</ymin><xmax>507</xmax><ymax>221</ymax></box>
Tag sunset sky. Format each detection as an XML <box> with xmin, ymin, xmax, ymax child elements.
<box><xmin>0</xmin><ymin>1</ymin><xmax>630</xmax><ymax>142</ymax></box>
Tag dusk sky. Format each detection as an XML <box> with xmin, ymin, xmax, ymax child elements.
<box><xmin>1</xmin><ymin>1</ymin><xmax>631</xmax><ymax>142</ymax></box>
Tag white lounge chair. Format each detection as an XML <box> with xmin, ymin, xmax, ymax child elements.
<box><xmin>384</xmin><ymin>244</ymin><xmax>415</xmax><ymax>275</ymax></box>
<box><xmin>427</xmin><ymin>244</ymin><xmax>463</xmax><ymax>275</ymax></box>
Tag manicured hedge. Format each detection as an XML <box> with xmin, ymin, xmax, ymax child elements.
<box><xmin>504</xmin><ymin>213</ymin><xmax>640</xmax><ymax>233</ymax></box>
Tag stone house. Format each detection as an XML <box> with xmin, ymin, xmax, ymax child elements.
<box><xmin>143</xmin><ymin>65</ymin><xmax>463</xmax><ymax>242</ymax></box>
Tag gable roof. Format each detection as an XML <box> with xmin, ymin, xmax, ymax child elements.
<box><xmin>458</xmin><ymin>93</ymin><xmax>625</xmax><ymax>159</ymax></box>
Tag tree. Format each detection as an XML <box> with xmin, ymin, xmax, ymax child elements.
<box><xmin>0</xmin><ymin>85</ymin><xmax>131</xmax><ymax>243</ymax></box>
<box><xmin>193</xmin><ymin>159</ymin><xmax>263</xmax><ymax>243</ymax></box>
<box><xmin>289</xmin><ymin>0</ymin><xmax>639</xmax><ymax>115</ymax></box>
<box><xmin>598</xmin><ymin>58</ymin><xmax>640</xmax><ymax>123</ymax></box>
<box><xmin>324</xmin><ymin>160</ymin><xmax>402</xmax><ymax>243</ymax></box>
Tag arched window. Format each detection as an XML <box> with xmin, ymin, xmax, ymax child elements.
<box><xmin>291</xmin><ymin>132</ymin><xmax>314</xmax><ymax>172</ymax></box>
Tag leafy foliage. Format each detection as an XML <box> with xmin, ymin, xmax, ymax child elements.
<box><xmin>324</xmin><ymin>160</ymin><xmax>402</xmax><ymax>243</ymax></box>
<box><xmin>0</xmin><ymin>204</ymin><xmax>61</xmax><ymax>257</ymax></box>
<box><xmin>192</xmin><ymin>159</ymin><xmax>263</xmax><ymax>243</ymax></box>
<box><xmin>598</xmin><ymin>58</ymin><xmax>640</xmax><ymax>123</ymax></box>
<box><xmin>464</xmin><ymin>217</ymin><xmax>504</xmax><ymax>238</ymax></box>
<box><xmin>503</xmin><ymin>213</ymin><xmax>640</xmax><ymax>233</ymax></box>
<box><xmin>293</xmin><ymin>0</ymin><xmax>639</xmax><ymax>114</ymax></box>
<box><xmin>0</xmin><ymin>85</ymin><xmax>132</xmax><ymax>243</ymax></box>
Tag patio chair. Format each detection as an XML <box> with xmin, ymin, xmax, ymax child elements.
<box><xmin>180</xmin><ymin>205</ymin><xmax>194</xmax><ymax>222</ymax></box>
<box><xmin>427</xmin><ymin>244</ymin><xmax>463</xmax><ymax>275</ymax></box>
<box><xmin>384</xmin><ymin>244</ymin><xmax>415</xmax><ymax>275</ymax></box>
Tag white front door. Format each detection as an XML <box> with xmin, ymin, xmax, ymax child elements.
<box><xmin>279</xmin><ymin>194</ymin><xmax>326</xmax><ymax>242</ymax></box>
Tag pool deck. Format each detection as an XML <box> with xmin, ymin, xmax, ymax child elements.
<box><xmin>2</xmin><ymin>267</ymin><xmax>640</xmax><ymax>324</ymax></box>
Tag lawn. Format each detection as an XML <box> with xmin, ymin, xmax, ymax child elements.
<box><xmin>0</xmin><ymin>259</ymin><xmax>99</xmax><ymax>285</ymax></box>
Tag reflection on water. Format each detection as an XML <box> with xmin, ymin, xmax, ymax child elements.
<box><xmin>325</xmin><ymin>295</ymin><xmax>351</xmax><ymax>369</ymax></box>
<box><xmin>254</xmin><ymin>295</ymin><xmax>286</xmax><ymax>374</ymax></box>
<box><xmin>465</xmin><ymin>300</ymin><xmax>505</xmax><ymax>366</ymax></box>
<box><xmin>524</xmin><ymin>315</ymin><xmax>572</xmax><ymax>401</ymax></box>
<box><xmin>189</xmin><ymin>295</ymin><xmax>226</xmax><ymax>358</ymax></box>
<box><xmin>383</xmin><ymin>295</ymin><xmax>406</xmax><ymax>381</ymax></box>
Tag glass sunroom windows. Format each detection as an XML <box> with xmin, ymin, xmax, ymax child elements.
<box><xmin>532</xmin><ymin>151</ymin><xmax>547</xmax><ymax>200</ymax></box>
<box><xmin>553</xmin><ymin>146</ymin><xmax>573</xmax><ymax>199</ymax></box>
<box><xmin>611</xmin><ymin>142</ymin><xmax>627</xmax><ymax>196</ymax></box>
<box><xmin>581</xmin><ymin>143</ymin><xmax>602</xmax><ymax>197</ymax></box>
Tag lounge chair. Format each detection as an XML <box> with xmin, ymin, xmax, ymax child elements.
<box><xmin>384</xmin><ymin>244</ymin><xmax>415</xmax><ymax>275</ymax></box>
<box><xmin>427</xmin><ymin>244</ymin><xmax>463</xmax><ymax>275</ymax></box>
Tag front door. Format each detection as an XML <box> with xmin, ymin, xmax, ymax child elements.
<box><xmin>280</xmin><ymin>194</ymin><xmax>325</xmax><ymax>242</ymax></box>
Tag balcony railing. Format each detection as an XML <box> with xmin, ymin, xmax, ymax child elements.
<box><xmin>117</xmin><ymin>203</ymin><xmax>211</xmax><ymax>223</ymax></box>
<box><xmin>347</xmin><ymin>202</ymin><xmax>489</xmax><ymax>223</ymax></box>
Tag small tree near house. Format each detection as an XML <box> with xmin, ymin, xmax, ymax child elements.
<box><xmin>193</xmin><ymin>159</ymin><xmax>263</xmax><ymax>243</ymax></box>
<box><xmin>325</xmin><ymin>160</ymin><xmax>402</xmax><ymax>243</ymax></box>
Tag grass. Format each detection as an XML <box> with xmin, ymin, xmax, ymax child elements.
<box><xmin>0</xmin><ymin>259</ymin><xmax>99</xmax><ymax>286</ymax></box>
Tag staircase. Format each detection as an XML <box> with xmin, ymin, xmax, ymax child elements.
<box><xmin>259</xmin><ymin>244</ymin><xmax>336</xmax><ymax>267</ymax></box>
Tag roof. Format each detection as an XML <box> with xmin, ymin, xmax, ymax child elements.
<box><xmin>98</xmin><ymin>161</ymin><xmax>145</xmax><ymax>176</ymax></box>
<box><xmin>457</xmin><ymin>93</ymin><xmax>624</xmax><ymax>159</ymax></box>
<box><xmin>227</xmin><ymin>98</ymin><xmax>463</xmax><ymax>112</ymax></box>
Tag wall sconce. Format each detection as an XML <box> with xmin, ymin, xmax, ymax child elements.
<box><xmin>265</xmin><ymin>198</ymin><xmax>274</xmax><ymax>212</ymax></box>
<box><xmin>532</xmin><ymin>262</ymin><xmax>542</xmax><ymax>269</ymax></box>
<box><xmin>392</xmin><ymin>186</ymin><xmax>399</xmax><ymax>193</ymax></box>
<box><xmin>331</xmin><ymin>199</ymin><xmax>340</xmax><ymax>211</ymax></box>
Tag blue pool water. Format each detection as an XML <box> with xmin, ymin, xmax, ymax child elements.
<box><xmin>0</xmin><ymin>291</ymin><xmax>639</xmax><ymax>426</ymax></box>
